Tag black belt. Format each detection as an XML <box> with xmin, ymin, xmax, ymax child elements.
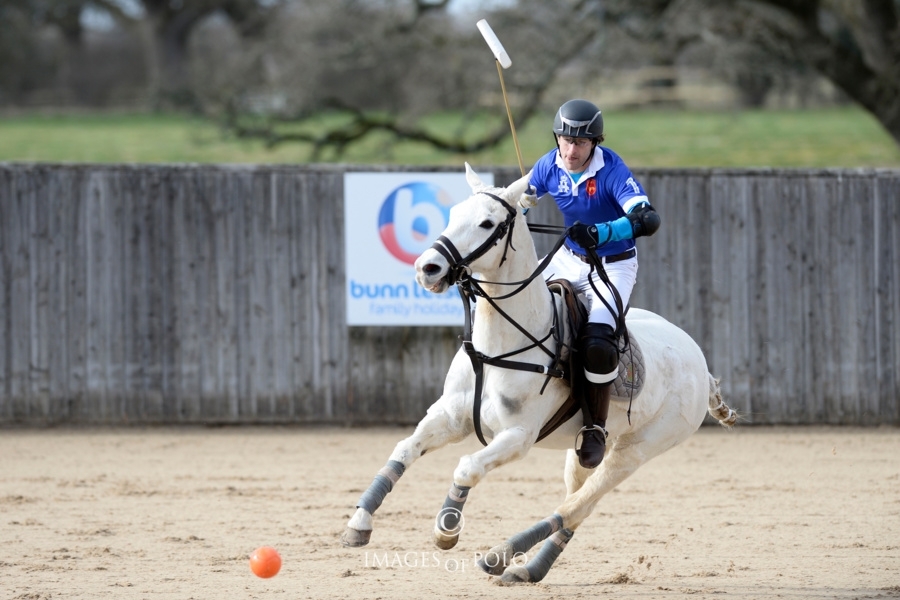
<box><xmin>576</xmin><ymin>248</ymin><xmax>636</xmax><ymax>264</ymax></box>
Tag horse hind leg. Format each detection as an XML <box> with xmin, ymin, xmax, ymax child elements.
<box><xmin>483</xmin><ymin>428</ymin><xmax>664</xmax><ymax>582</ymax></box>
<box><xmin>707</xmin><ymin>374</ymin><xmax>738</xmax><ymax>428</ymax></box>
<box><xmin>477</xmin><ymin>514</ymin><xmax>565</xmax><ymax>577</ymax></box>
<box><xmin>500</xmin><ymin>527</ymin><xmax>575</xmax><ymax>583</ymax></box>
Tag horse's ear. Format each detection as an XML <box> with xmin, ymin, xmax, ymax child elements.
<box><xmin>503</xmin><ymin>171</ymin><xmax>533</xmax><ymax>203</ymax></box>
<box><xmin>465</xmin><ymin>162</ymin><xmax>487</xmax><ymax>192</ymax></box>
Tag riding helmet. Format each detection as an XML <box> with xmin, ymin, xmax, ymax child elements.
<box><xmin>553</xmin><ymin>99</ymin><xmax>604</xmax><ymax>138</ymax></box>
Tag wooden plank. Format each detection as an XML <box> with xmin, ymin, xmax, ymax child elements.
<box><xmin>208</xmin><ymin>168</ymin><xmax>240</xmax><ymax>420</ymax></box>
<box><xmin>269</xmin><ymin>170</ymin><xmax>295</xmax><ymax>419</ymax></box>
<box><xmin>747</xmin><ymin>175</ymin><xmax>773</xmax><ymax>422</ymax></box>
<box><xmin>1</xmin><ymin>167</ymin><xmax>32</xmax><ymax>419</ymax></box>
<box><xmin>751</xmin><ymin>173</ymin><xmax>808</xmax><ymax>423</ymax></box>
<box><xmin>708</xmin><ymin>173</ymin><xmax>752</xmax><ymax>419</ymax></box>
<box><xmin>246</xmin><ymin>169</ymin><xmax>276</xmax><ymax>419</ymax></box>
<box><xmin>847</xmin><ymin>174</ymin><xmax>880</xmax><ymax>424</ymax></box>
<box><xmin>314</xmin><ymin>170</ymin><xmax>345</xmax><ymax>420</ymax></box>
<box><xmin>286</xmin><ymin>172</ymin><xmax>316</xmax><ymax>420</ymax></box>
<box><xmin>63</xmin><ymin>168</ymin><xmax>89</xmax><ymax>422</ymax></box>
<box><xmin>812</xmin><ymin>179</ymin><xmax>847</xmax><ymax>424</ymax></box>
<box><xmin>0</xmin><ymin>167</ymin><xmax>10</xmax><ymax>419</ymax></box>
<box><xmin>143</xmin><ymin>167</ymin><xmax>171</xmax><ymax>420</ymax></box>
<box><xmin>121</xmin><ymin>167</ymin><xmax>158</xmax><ymax>421</ymax></box>
<box><xmin>782</xmin><ymin>172</ymin><xmax>814</xmax><ymax>424</ymax></box>
<box><xmin>83</xmin><ymin>170</ymin><xmax>110</xmax><ymax>420</ymax></box>
<box><xmin>170</xmin><ymin>167</ymin><xmax>204</xmax><ymax>421</ymax></box>
<box><xmin>193</xmin><ymin>168</ymin><xmax>222</xmax><ymax>421</ymax></box>
<box><xmin>106</xmin><ymin>168</ymin><xmax>128</xmax><ymax>422</ymax></box>
<box><xmin>876</xmin><ymin>173</ymin><xmax>900</xmax><ymax>423</ymax></box>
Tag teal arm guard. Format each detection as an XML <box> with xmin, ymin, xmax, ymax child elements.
<box><xmin>595</xmin><ymin>216</ymin><xmax>633</xmax><ymax>243</ymax></box>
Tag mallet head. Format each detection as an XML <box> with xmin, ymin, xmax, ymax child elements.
<box><xmin>476</xmin><ymin>19</ymin><xmax>512</xmax><ymax>69</ymax></box>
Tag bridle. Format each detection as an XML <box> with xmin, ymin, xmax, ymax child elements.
<box><xmin>425</xmin><ymin>191</ymin><xmax>637</xmax><ymax>446</ymax></box>
<box><xmin>429</xmin><ymin>192</ymin><xmax>518</xmax><ymax>288</ymax></box>
<box><xmin>426</xmin><ymin>192</ymin><xmax>572</xmax><ymax>446</ymax></box>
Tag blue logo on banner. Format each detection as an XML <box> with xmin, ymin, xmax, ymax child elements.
<box><xmin>377</xmin><ymin>182</ymin><xmax>455</xmax><ymax>265</ymax></box>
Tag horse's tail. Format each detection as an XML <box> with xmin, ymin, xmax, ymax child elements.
<box><xmin>707</xmin><ymin>374</ymin><xmax>738</xmax><ymax>428</ymax></box>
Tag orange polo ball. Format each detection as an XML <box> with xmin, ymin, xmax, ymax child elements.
<box><xmin>249</xmin><ymin>546</ymin><xmax>282</xmax><ymax>578</ymax></box>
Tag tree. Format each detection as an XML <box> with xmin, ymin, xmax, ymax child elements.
<box><xmin>0</xmin><ymin>1</ymin><xmax>83</xmax><ymax>103</ymax></box>
<box><xmin>4</xmin><ymin>0</ymin><xmax>898</xmax><ymax>150</ymax></box>
<box><xmin>656</xmin><ymin>0</ymin><xmax>900</xmax><ymax>144</ymax></box>
<box><xmin>220</xmin><ymin>0</ymin><xmax>900</xmax><ymax>156</ymax></box>
<box><xmin>1</xmin><ymin>0</ymin><xmax>278</xmax><ymax>108</ymax></box>
<box><xmin>222</xmin><ymin>0</ymin><xmax>613</xmax><ymax>158</ymax></box>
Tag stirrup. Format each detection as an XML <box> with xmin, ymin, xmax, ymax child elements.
<box><xmin>574</xmin><ymin>424</ymin><xmax>608</xmax><ymax>451</ymax></box>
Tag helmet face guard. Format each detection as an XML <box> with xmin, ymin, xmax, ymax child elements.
<box><xmin>553</xmin><ymin>99</ymin><xmax>604</xmax><ymax>139</ymax></box>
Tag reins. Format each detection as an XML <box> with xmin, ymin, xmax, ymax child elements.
<box><xmin>582</xmin><ymin>245</ymin><xmax>636</xmax><ymax>425</ymax></box>
<box><xmin>429</xmin><ymin>191</ymin><xmax>637</xmax><ymax>444</ymax></box>
<box><xmin>527</xmin><ymin>224</ymin><xmax>637</xmax><ymax>425</ymax></box>
<box><xmin>429</xmin><ymin>193</ymin><xmax>577</xmax><ymax>446</ymax></box>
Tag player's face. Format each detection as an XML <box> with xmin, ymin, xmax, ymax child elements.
<box><xmin>557</xmin><ymin>136</ymin><xmax>593</xmax><ymax>172</ymax></box>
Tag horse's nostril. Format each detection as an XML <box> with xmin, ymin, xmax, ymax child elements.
<box><xmin>424</xmin><ymin>263</ymin><xmax>441</xmax><ymax>276</ymax></box>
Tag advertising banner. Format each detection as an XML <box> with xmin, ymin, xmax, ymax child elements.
<box><xmin>344</xmin><ymin>171</ymin><xmax>493</xmax><ymax>326</ymax></box>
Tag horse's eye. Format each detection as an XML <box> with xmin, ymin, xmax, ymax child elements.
<box><xmin>479</xmin><ymin>220</ymin><xmax>494</xmax><ymax>229</ymax></box>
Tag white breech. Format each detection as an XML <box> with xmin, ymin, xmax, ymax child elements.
<box><xmin>541</xmin><ymin>245</ymin><xmax>638</xmax><ymax>328</ymax></box>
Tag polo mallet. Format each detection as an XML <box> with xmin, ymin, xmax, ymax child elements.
<box><xmin>476</xmin><ymin>19</ymin><xmax>526</xmax><ymax>177</ymax></box>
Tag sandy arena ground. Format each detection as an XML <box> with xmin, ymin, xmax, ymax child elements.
<box><xmin>1</xmin><ymin>425</ymin><xmax>898</xmax><ymax>600</ymax></box>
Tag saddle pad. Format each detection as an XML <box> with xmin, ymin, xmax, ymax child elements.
<box><xmin>611</xmin><ymin>337</ymin><xmax>645</xmax><ymax>401</ymax></box>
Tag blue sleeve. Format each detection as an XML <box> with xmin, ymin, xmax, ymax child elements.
<box><xmin>603</xmin><ymin>149</ymin><xmax>648</xmax><ymax>210</ymax></box>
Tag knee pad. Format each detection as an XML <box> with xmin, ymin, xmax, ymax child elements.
<box><xmin>580</xmin><ymin>323</ymin><xmax>618</xmax><ymax>384</ymax></box>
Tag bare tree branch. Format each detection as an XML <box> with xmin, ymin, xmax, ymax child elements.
<box><xmin>224</xmin><ymin>100</ymin><xmax>514</xmax><ymax>160</ymax></box>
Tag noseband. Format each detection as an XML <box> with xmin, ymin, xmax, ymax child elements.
<box><xmin>428</xmin><ymin>192</ymin><xmax>517</xmax><ymax>287</ymax></box>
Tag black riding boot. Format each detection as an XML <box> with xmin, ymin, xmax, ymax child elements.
<box><xmin>576</xmin><ymin>382</ymin><xmax>611</xmax><ymax>469</ymax></box>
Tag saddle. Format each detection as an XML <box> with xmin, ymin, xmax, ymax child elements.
<box><xmin>536</xmin><ymin>280</ymin><xmax>645</xmax><ymax>442</ymax></box>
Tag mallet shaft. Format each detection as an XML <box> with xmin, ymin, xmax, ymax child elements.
<box><xmin>496</xmin><ymin>61</ymin><xmax>526</xmax><ymax>176</ymax></box>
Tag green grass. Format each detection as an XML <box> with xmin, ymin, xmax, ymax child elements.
<box><xmin>1</xmin><ymin>107</ymin><xmax>898</xmax><ymax>168</ymax></box>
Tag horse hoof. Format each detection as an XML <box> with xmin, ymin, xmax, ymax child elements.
<box><xmin>477</xmin><ymin>543</ymin><xmax>514</xmax><ymax>576</ymax></box>
<box><xmin>500</xmin><ymin>565</ymin><xmax>532</xmax><ymax>583</ymax></box>
<box><xmin>341</xmin><ymin>527</ymin><xmax>371</xmax><ymax>548</ymax></box>
<box><xmin>433</xmin><ymin>527</ymin><xmax>460</xmax><ymax>550</ymax></box>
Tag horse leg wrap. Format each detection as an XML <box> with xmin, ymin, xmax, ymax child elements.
<box><xmin>438</xmin><ymin>483</ymin><xmax>470</xmax><ymax>531</ymax></box>
<box><xmin>478</xmin><ymin>513</ymin><xmax>565</xmax><ymax>575</ymax></box>
<box><xmin>507</xmin><ymin>513</ymin><xmax>564</xmax><ymax>554</ymax></box>
<box><xmin>356</xmin><ymin>460</ymin><xmax>405</xmax><ymax>514</ymax></box>
<box><xmin>524</xmin><ymin>528</ymin><xmax>574</xmax><ymax>583</ymax></box>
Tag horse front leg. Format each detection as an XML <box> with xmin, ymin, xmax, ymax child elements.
<box><xmin>341</xmin><ymin>399</ymin><xmax>469</xmax><ymax>548</ymax></box>
<box><xmin>433</xmin><ymin>426</ymin><xmax>532</xmax><ymax>550</ymax></box>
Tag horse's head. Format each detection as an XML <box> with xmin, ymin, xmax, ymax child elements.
<box><xmin>415</xmin><ymin>163</ymin><xmax>532</xmax><ymax>294</ymax></box>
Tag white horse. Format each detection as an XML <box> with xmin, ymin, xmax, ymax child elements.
<box><xmin>342</xmin><ymin>164</ymin><xmax>737</xmax><ymax>583</ymax></box>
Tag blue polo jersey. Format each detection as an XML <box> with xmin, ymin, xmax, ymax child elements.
<box><xmin>529</xmin><ymin>146</ymin><xmax>649</xmax><ymax>257</ymax></box>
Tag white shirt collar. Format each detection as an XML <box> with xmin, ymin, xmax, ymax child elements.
<box><xmin>555</xmin><ymin>147</ymin><xmax>606</xmax><ymax>190</ymax></box>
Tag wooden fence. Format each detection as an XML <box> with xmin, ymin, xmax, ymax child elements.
<box><xmin>1</xmin><ymin>163</ymin><xmax>897</xmax><ymax>426</ymax></box>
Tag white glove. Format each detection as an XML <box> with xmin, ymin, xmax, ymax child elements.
<box><xmin>517</xmin><ymin>185</ymin><xmax>539</xmax><ymax>210</ymax></box>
